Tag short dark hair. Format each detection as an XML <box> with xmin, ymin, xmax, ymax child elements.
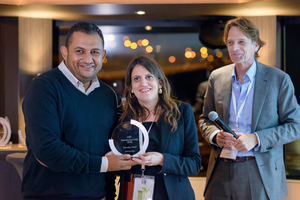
<box><xmin>223</xmin><ymin>17</ymin><xmax>266</xmax><ymax>58</ymax></box>
<box><xmin>65</xmin><ymin>21</ymin><xmax>104</xmax><ymax>48</ymax></box>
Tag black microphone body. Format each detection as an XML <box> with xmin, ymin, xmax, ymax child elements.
<box><xmin>208</xmin><ymin>111</ymin><xmax>239</xmax><ymax>139</ymax></box>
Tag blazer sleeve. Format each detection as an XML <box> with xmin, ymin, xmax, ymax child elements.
<box><xmin>256</xmin><ymin>72</ymin><xmax>300</xmax><ymax>152</ymax></box>
<box><xmin>199</xmin><ymin>69</ymin><xmax>226</xmax><ymax>145</ymax></box>
<box><xmin>159</xmin><ymin>103</ymin><xmax>202</xmax><ymax>176</ymax></box>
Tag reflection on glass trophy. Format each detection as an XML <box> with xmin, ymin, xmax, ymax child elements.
<box><xmin>109</xmin><ymin>119</ymin><xmax>149</xmax><ymax>157</ymax></box>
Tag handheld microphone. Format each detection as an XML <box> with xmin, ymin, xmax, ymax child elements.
<box><xmin>208</xmin><ymin>111</ymin><xmax>239</xmax><ymax>139</ymax></box>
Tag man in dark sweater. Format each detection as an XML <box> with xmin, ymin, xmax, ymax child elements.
<box><xmin>22</xmin><ymin>22</ymin><xmax>135</xmax><ymax>200</ymax></box>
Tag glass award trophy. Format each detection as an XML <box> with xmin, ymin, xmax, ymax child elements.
<box><xmin>109</xmin><ymin>119</ymin><xmax>149</xmax><ymax>157</ymax></box>
<box><xmin>0</xmin><ymin>117</ymin><xmax>11</xmax><ymax>146</ymax></box>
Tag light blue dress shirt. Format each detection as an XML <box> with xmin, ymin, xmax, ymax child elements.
<box><xmin>229</xmin><ymin>61</ymin><xmax>260</xmax><ymax>157</ymax></box>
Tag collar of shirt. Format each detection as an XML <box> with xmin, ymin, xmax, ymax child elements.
<box><xmin>231</xmin><ymin>61</ymin><xmax>257</xmax><ymax>84</ymax></box>
<box><xmin>58</xmin><ymin>61</ymin><xmax>100</xmax><ymax>95</ymax></box>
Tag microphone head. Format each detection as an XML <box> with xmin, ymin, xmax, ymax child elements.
<box><xmin>208</xmin><ymin>111</ymin><xmax>218</xmax><ymax>121</ymax></box>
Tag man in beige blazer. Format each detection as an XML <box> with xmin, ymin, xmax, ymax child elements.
<box><xmin>199</xmin><ymin>17</ymin><xmax>300</xmax><ymax>200</ymax></box>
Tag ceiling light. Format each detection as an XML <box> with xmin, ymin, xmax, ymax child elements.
<box><xmin>145</xmin><ymin>26</ymin><xmax>152</xmax><ymax>31</ymax></box>
<box><xmin>136</xmin><ymin>11</ymin><xmax>145</xmax><ymax>15</ymax></box>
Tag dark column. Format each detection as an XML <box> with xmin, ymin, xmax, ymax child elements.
<box><xmin>0</xmin><ymin>17</ymin><xmax>19</xmax><ymax>143</ymax></box>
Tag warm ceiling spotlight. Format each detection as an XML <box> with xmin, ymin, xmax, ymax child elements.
<box><xmin>136</xmin><ymin>11</ymin><xmax>146</xmax><ymax>15</ymax></box>
<box><xmin>145</xmin><ymin>26</ymin><xmax>152</xmax><ymax>31</ymax></box>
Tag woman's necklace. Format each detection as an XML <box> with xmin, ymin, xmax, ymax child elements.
<box><xmin>140</xmin><ymin>109</ymin><xmax>158</xmax><ymax>182</ymax></box>
<box><xmin>144</xmin><ymin>109</ymin><xmax>158</xmax><ymax>134</ymax></box>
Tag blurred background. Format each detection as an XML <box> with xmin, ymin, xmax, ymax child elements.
<box><xmin>1</xmin><ymin>0</ymin><xmax>300</xmax><ymax>180</ymax></box>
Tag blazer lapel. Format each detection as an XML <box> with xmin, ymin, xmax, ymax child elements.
<box><xmin>252</xmin><ymin>61</ymin><xmax>268</xmax><ymax>132</ymax></box>
<box><xmin>221</xmin><ymin>64</ymin><xmax>234</xmax><ymax>124</ymax></box>
<box><xmin>158</xmin><ymin>117</ymin><xmax>171</xmax><ymax>153</ymax></box>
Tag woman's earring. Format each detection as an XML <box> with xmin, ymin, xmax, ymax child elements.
<box><xmin>130</xmin><ymin>93</ymin><xmax>135</xmax><ymax>98</ymax></box>
<box><xmin>159</xmin><ymin>88</ymin><xmax>162</xmax><ymax>94</ymax></box>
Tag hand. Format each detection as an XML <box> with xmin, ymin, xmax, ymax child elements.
<box><xmin>233</xmin><ymin>133</ymin><xmax>258</xmax><ymax>153</ymax></box>
<box><xmin>216</xmin><ymin>130</ymin><xmax>237</xmax><ymax>147</ymax></box>
<box><xmin>131</xmin><ymin>152</ymin><xmax>164</xmax><ymax>166</ymax></box>
<box><xmin>105</xmin><ymin>151</ymin><xmax>137</xmax><ymax>171</ymax></box>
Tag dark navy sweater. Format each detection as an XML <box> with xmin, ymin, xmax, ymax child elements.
<box><xmin>22</xmin><ymin>67</ymin><xmax>118</xmax><ymax>199</ymax></box>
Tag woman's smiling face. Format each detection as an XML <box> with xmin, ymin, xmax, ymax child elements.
<box><xmin>131</xmin><ymin>64</ymin><xmax>161</xmax><ymax>109</ymax></box>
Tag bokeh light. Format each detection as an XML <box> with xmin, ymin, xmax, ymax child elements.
<box><xmin>185</xmin><ymin>47</ymin><xmax>192</xmax><ymax>52</ymax></box>
<box><xmin>216</xmin><ymin>51</ymin><xmax>223</xmax><ymax>58</ymax></box>
<box><xmin>110</xmin><ymin>41</ymin><xmax>116</xmax><ymax>48</ymax></box>
<box><xmin>201</xmin><ymin>53</ymin><xmax>208</xmax><ymax>58</ymax></box>
<box><xmin>123</xmin><ymin>36</ymin><xmax>129</xmax><ymax>42</ymax></box>
<box><xmin>130</xmin><ymin>42</ymin><xmax>138</xmax><ymax>49</ymax></box>
<box><xmin>137</xmin><ymin>39</ymin><xmax>143</xmax><ymax>46</ymax></box>
<box><xmin>185</xmin><ymin>51</ymin><xmax>192</xmax><ymax>58</ymax></box>
<box><xmin>207</xmin><ymin>55</ymin><xmax>214</xmax><ymax>62</ymax></box>
<box><xmin>169</xmin><ymin>56</ymin><xmax>176</xmax><ymax>63</ymax></box>
<box><xmin>156</xmin><ymin>45</ymin><xmax>161</xmax><ymax>53</ymax></box>
<box><xmin>146</xmin><ymin>46</ymin><xmax>153</xmax><ymax>53</ymax></box>
<box><xmin>124</xmin><ymin>40</ymin><xmax>131</xmax><ymax>47</ymax></box>
<box><xmin>103</xmin><ymin>57</ymin><xmax>108</xmax><ymax>63</ymax></box>
<box><xmin>108</xmin><ymin>34</ymin><xmax>115</xmax><ymax>41</ymax></box>
<box><xmin>200</xmin><ymin>47</ymin><xmax>208</xmax><ymax>54</ymax></box>
<box><xmin>191</xmin><ymin>51</ymin><xmax>196</xmax><ymax>58</ymax></box>
<box><xmin>142</xmin><ymin>39</ymin><xmax>149</xmax><ymax>46</ymax></box>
